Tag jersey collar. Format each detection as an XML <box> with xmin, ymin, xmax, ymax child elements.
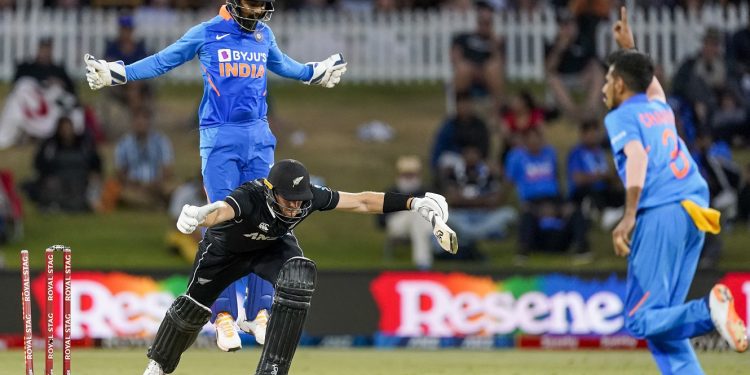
<box><xmin>621</xmin><ymin>93</ymin><xmax>649</xmax><ymax>107</ymax></box>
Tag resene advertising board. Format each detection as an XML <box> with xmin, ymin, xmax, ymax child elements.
<box><xmin>1</xmin><ymin>269</ymin><xmax>742</xmax><ymax>350</ymax></box>
<box><xmin>370</xmin><ymin>272</ymin><xmax>627</xmax><ymax>337</ymax></box>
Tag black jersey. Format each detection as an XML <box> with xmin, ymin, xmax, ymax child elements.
<box><xmin>205</xmin><ymin>179</ymin><xmax>339</xmax><ymax>254</ymax></box>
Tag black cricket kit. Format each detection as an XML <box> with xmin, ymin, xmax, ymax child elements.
<box><xmin>185</xmin><ymin>179</ymin><xmax>339</xmax><ymax>307</ymax></box>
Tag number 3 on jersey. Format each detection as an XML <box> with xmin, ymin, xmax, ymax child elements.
<box><xmin>661</xmin><ymin>128</ymin><xmax>690</xmax><ymax>179</ymax></box>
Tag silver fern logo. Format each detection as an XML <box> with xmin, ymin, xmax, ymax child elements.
<box><xmin>292</xmin><ymin>176</ymin><xmax>304</xmax><ymax>187</ymax></box>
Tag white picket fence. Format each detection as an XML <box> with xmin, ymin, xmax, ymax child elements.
<box><xmin>0</xmin><ymin>4</ymin><xmax>748</xmax><ymax>84</ymax></box>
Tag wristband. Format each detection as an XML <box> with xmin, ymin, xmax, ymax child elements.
<box><xmin>383</xmin><ymin>192</ymin><xmax>411</xmax><ymax>213</ymax></box>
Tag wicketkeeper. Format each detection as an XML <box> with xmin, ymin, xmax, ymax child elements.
<box><xmin>142</xmin><ymin>159</ymin><xmax>458</xmax><ymax>375</ymax></box>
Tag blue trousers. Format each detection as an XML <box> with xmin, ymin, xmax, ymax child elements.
<box><xmin>625</xmin><ymin>203</ymin><xmax>714</xmax><ymax>375</ymax></box>
<box><xmin>200</xmin><ymin>122</ymin><xmax>276</xmax><ymax>323</ymax></box>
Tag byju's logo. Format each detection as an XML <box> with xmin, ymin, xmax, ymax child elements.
<box><xmin>218</xmin><ymin>49</ymin><xmax>232</xmax><ymax>62</ymax></box>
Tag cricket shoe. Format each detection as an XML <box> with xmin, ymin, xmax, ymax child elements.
<box><xmin>709</xmin><ymin>283</ymin><xmax>748</xmax><ymax>352</ymax></box>
<box><xmin>238</xmin><ymin>309</ymin><xmax>269</xmax><ymax>345</ymax></box>
<box><xmin>215</xmin><ymin>312</ymin><xmax>242</xmax><ymax>352</ymax></box>
<box><xmin>143</xmin><ymin>360</ymin><xmax>165</xmax><ymax>375</ymax></box>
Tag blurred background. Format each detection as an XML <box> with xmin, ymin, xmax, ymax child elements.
<box><xmin>0</xmin><ymin>0</ymin><xmax>749</xmax><ymax>369</ymax></box>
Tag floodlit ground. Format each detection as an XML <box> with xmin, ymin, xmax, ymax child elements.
<box><xmin>1</xmin><ymin>348</ymin><xmax>748</xmax><ymax>374</ymax></box>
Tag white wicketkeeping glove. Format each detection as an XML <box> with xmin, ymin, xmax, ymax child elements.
<box><xmin>84</xmin><ymin>53</ymin><xmax>127</xmax><ymax>90</ymax></box>
<box><xmin>411</xmin><ymin>193</ymin><xmax>458</xmax><ymax>254</ymax></box>
<box><xmin>304</xmin><ymin>53</ymin><xmax>347</xmax><ymax>88</ymax></box>
<box><xmin>176</xmin><ymin>202</ymin><xmax>224</xmax><ymax>234</ymax></box>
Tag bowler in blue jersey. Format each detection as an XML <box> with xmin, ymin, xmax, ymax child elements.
<box><xmin>84</xmin><ymin>0</ymin><xmax>348</xmax><ymax>353</ymax></box>
<box><xmin>604</xmin><ymin>7</ymin><xmax>747</xmax><ymax>375</ymax></box>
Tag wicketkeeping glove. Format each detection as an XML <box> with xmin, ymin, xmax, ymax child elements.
<box><xmin>84</xmin><ymin>53</ymin><xmax>127</xmax><ymax>90</ymax></box>
<box><xmin>304</xmin><ymin>53</ymin><xmax>347</xmax><ymax>88</ymax></box>
<box><xmin>411</xmin><ymin>193</ymin><xmax>458</xmax><ymax>254</ymax></box>
<box><xmin>176</xmin><ymin>202</ymin><xmax>223</xmax><ymax>234</ymax></box>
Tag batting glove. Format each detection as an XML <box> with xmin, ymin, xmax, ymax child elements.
<box><xmin>411</xmin><ymin>193</ymin><xmax>457</xmax><ymax>254</ymax></box>
<box><xmin>176</xmin><ymin>202</ymin><xmax>223</xmax><ymax>234</ymax></box>
<box><xmin>84</xmin><ymin>53</ymin><xmax>127</xmax><ymax>90</ymax></box>
<box><xmin>304</xmin><ymin>53</ymin><xmax>347</xmax><ymax>88</ymax></box>
<box><xmin>410</xmin><ymin>192</ymin><xmax>449</xmax><ymax>222</ymax></box>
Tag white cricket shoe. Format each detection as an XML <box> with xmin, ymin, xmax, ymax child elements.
<box><xmin>709</xmin><ymin>284</ymin><xmax>748</xmax><ymax>352</ymax></box>
<box><xmin>238</xmin><ymin>309</ymin><xmax>269</xmax><ymax>345</ymax></box>
<box><xmin>215</xmin><ymin>312</ymin><xmax>242</xmax><ymax>352</ymax></box>
<box><xmin>143</xmin><ymin>360</ymin><xmax>165</xmax><ymax>375</ymax></box>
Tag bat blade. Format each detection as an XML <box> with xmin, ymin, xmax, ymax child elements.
<box><xmin>430</xmin><ymin>212</ymin><xmax>458</xmax><ymax>254</ymax></box>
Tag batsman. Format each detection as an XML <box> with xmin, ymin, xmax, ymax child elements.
<box><xmin>142</xmin><ymin>159</ymin><xmax>458</xmax><ymax>375</ymax></box>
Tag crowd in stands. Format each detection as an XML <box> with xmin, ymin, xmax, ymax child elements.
<box><xmin>384</xmin><ymin>0</ymin><xmax>750</xmax><ymax>269</ymax></box>
<box><xmin>1</xmin><ymin>0</ymin><xmax>749</xmax><ymax>271</ymax></box>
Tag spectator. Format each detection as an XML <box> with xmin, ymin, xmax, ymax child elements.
<box><xmin>545</xmin><ymin>9</ymin><xmax>604</xmax><ymax>121</ymax></box>
<box><xmin>568</xmin><ymin>0</ymin><xmax>611</xmax><ymax>50</ymax></box>
<box><xmin>566</xmin><ymin>120</ymin><xmax>623</xmax><ymax>228</ymax></box>
<box><xmin>729</xmin><ymin>9</ymin><xmax>750</xmax><ymax>106</ymax></box>
<box><xmin>431</xmin><ymin>91</ymin><xmax>490</xmax><ymax>180</ymax></box>
<box><xmin>14</xmin><ymin>37</ymin><xmax>76</xmax><ymax>96</ymax></box>
<box><xmin>103</xmin><ymin>14</ymin><xmax>153</xmax><ymax>130</ymax></box>
<box><xmin>450</xmin><ymin>1</ymin><xmax>504</xmax><ymax>108</ymax></box>
<box><xmin>376</xmin><ymin>156</ymin><xmax>435</xmax><ymax>269</ymax></box>
<box><xmin>0</xmin><ymin>170</ymin><xmax>24</xmax><ymax>247</ymax></box>
<box><xmin>23</xmin><ymin>116</ymin><xmax>103</xmax><ymax>213</ymax></box>
<box><xmin>441</xmin><ymin>146</ymin><xmax>518</xmax><ymax>260</ymax></box>
<box><xmin>105</xmin><ymin>15</ymin><xmax>149</xmax><ymax>65</ymax></box>
<box><xmin>373</xmin><ymin>0</ymin><xmax>399</xmax><ymax>12</ymax></box>
<box><xmin>693</xmin><ymin>132</ymin><xmax>746</xmax><ymax>269</ymax></box>
<box><xmin>710</xmin><ymin>88</ymin><xmax>748</xmax><ymax>144</ymax></box>
<box><xmin>408</xmin><ymin>0</ymin><xmax>445</xmax><ymax>10</ymax></box>
<box><xmin>114</xmin><ymin>108</ymin><xmax>175</xmax><ymax>209</ymax></box>
<box><xmin>0</xmin><ymin>38</ymin><xmax>84</xmax><ymax>149</ymax></box>
<box><xmin>443</xmin><ymin>0</ymin><xmax>474</xmax><ymax>12</ymax></box>
<box><xmin>672</xmin><ymin>27</ymin><xmax>729</xmax><ymax>130</ymax></box>
<box><xmin>505</xmin><ymin>128</ymin><xmax>589</xmax><ymax>264</ymax></box>
<box><xmin>499</xmin><ymin>91</ymin><xmax>545</xmax><ymax>164</ymax></box>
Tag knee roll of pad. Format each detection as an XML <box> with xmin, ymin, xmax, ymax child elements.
<box><xmin>256</xmin><ymin>257</ymin><xmax>317</xmax><ymax>375</ymax></box>
<box><xmin>275</xmin><ymin>256</ymin><xmax>317</xmax><ymax>309</ymax></box>
<box><xmin>148</xmin><ymin>295</ymin><xmax>211</xmax><ymax>374</ymax></box>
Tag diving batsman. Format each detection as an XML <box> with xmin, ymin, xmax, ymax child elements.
<box><xmin>142</xmin><ymin>159</ymin><xmax>458</xmax><ymax>375</ymax></box>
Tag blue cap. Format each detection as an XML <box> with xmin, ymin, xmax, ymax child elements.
<box><xmin>118</xmin><ymin>15</ymin><xmax>134</xmax><ymax>28</ymax></box>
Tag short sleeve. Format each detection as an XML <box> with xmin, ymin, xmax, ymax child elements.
<box><xmin>309</xmin><ymin>184</ymin><xmax>339</xmax><ymax>212</ymax></box>
<box><xmin>225</xmin><ymin>184</ymin><xmax>255</xmax><ymax>219</ymax></box>
<box><xmin>604</xmin><ymin>110</ymin><xmax>641</xmax><ymax>155</ymax></box>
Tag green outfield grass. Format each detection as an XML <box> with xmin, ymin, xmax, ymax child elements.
<box><xmin>1</xmin><ymin>82</ymin><xmax>750</xmax><ymax>271</ymax></box>
<box><xmin>1</xmin><ymin>348</ymin><xmax>748</xmax><ymax>374</ymax></box>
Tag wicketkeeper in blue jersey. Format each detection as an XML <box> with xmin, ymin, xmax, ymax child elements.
<box><xmin>604</xmin><ymin>8</ymin><xmax>747</xmax><ymax>375</ymax></box>
<box><xmin>84</xmin><ymin>0</ymin><xmax>347</xmax><ymax>352</ymax></box>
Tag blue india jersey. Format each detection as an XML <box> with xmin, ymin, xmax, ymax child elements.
<box><xmin>604</xmin><ymin>94</ymin><xmax>709</xmax><ymax>209</ymax></box>
<box><xmin>505</xmin><ymin>145</ymin><xmax>560</xmax><ymax>202</ymax></box>
<box><xmin>566</xmin><ymin>143</ymin><xmax>609</xmax><ymax>197</ymax></box>
<box><xmin>124</xmin><ymin>6</ymin><xmax>313</xmax><ymax>127</ymax></box>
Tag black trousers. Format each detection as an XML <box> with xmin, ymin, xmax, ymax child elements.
<box><xmin>185</xmin><ymin>235</ymin><xmax>303</xmax><ymax>308</ymax></box>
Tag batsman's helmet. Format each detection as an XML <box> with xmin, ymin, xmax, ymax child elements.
<box><xmin>226</xmin><ymin>0</ymin><xmax>275</xmax><ymax>33</ymax></box>
<box><xmin>264</xmin><ymin>159</ymin><xmax>313</xmax><ymax>224</ymax></box>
